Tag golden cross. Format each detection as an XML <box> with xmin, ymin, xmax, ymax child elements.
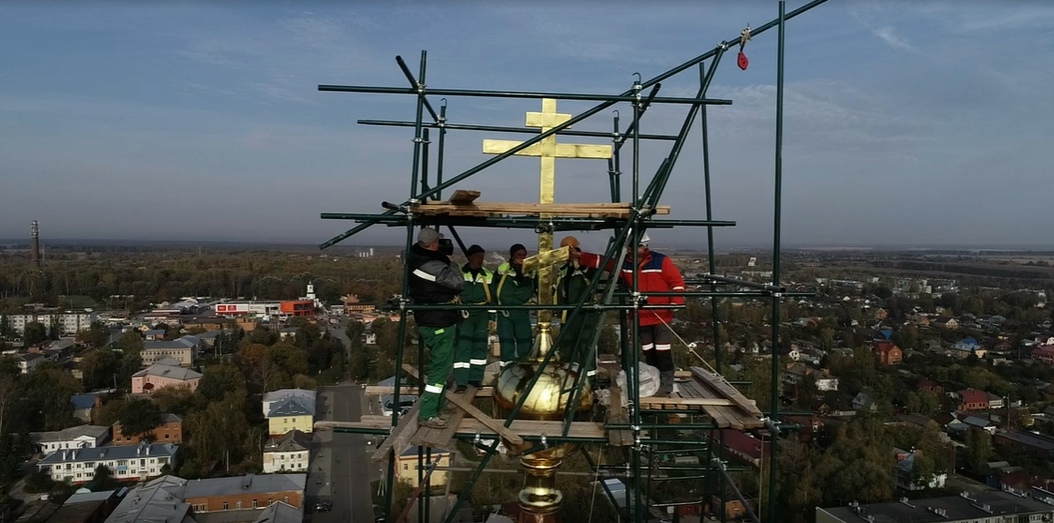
<box><xmin>482</xmin><ymin>98</ymin><xmax>612</xmax><ymax>327</ymax></box>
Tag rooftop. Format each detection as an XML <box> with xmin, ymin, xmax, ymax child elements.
<box><xmin>132</xmin><ymin>363</ymin><xmax>202</xmax><ymax>381</ymax></box>
<box><xmin>104</xmin><ymin>475</ymin><xmax>189</xmax><ymax>523</ymax></box>
<box><xmin>182</xmin><ymin>474</ymin><xmax>305</xmax><ymax>499</ymax></box>
<box><xmin>31</xmin><ymin>424</ymin><xmax>109</xmax><ymax>444</ymax></box>
<box><xmin>39</xmin><ymin>443</ymin><xmax>178</xmax><ymax>464</ymax></box>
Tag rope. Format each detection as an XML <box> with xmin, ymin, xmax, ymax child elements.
<box><xmin>587</xmin><ymin>444</ymin><xmax>605</xmax><ymax>523</ymax></box>
<box><xmin>648</xmin><ymin>311</ymin><xmax>727</xmax><ymax>383</ymax></box>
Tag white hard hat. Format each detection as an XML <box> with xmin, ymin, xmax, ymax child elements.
<box><xmin>638</xmin><ymin>233</ymin><xmax>650</xmax><ymax>247</ymax></box>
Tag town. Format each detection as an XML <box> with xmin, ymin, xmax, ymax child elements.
<box><xmin>1</xmin><ymin>243</ymin><xmax>1053</xmax><ymax>523</ymax></box>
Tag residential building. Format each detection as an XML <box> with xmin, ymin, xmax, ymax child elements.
<box><xmin>893</xmin><ymin>448</ymin><xmax>947</xmax><ymax>491</ymax></box>
<box><xmin>1033</xmin><ymin>344</ymin><xmax>1054</xmax><ymax>365</ymax></box>
<box><xmin>6</xmin><ymin>311</ymin><xmax>96</xmax><ymax>337</ymax></box>
<box><xmin>266</xmin><ymin>397</ymin><xmax>314</xmax><ymax>437</ymax></box>
<box><xmin>950</xmin><ymin>337</ymin><xmax>986</xmax><ymax>359</ymax></box>
<box><xmin>37</xmin><ymin>442</ymin><xmax>178</xmax><ymax>484</ymax></box>
<box><xmin>261</xmin><ymin>389</ymin><xmax>316</xmax><ymax>418</ymax></box>
<box><xmin>142</xmin><ymin>329</ymin><xmax>165</xmax><ymax>341</ymax></box>
<box><xmin>957</xmin><ymin>389</ymin><xmax>989</xmax><ymax>411</ymax></box>
<box><xmin>30</xmin><ymin>425</ymin><xmax>110</xmax><ymax>456</ymax></box>
<box><xmin>262</xmin><ymin>430</ymin><xmax>311</xmax><ymax>474</ymax></box>
<box><xmin>816</xmin><ymin>490</ymin><xmax>1054</xmax><ymax>523</ymax></box>
<box><xmin>140</xmin><ymin>336</ymin><xmax>202</xmax><ymax>367</ymax></box>
<box><xmin>16</xmin><ymin>352</ymin><xmax>46</xmax><ymax>373</ymax></box>
<box><xmin>852</xmin><ymin>391</ymin><xmax>878</xmax><ymax>412</ymax></box>
<box><xmin>249</xmin><ymin>501</ymin><xmax>302</xmax><ymax>523</ymax></box>
<box><xmin>932</xmin><ymin>317</ymin><xmax>959</xmax><ymax>330</ymax></box>
<box><xmin>183</xmin><ymin>474</ymin><xmax>305</xmax><ymax>512</ymax></box>
<box><xmin>874</xmin><ymin>341</ymin><xmax>903</xmax><ymax>365</ymax></box>
<box><xmin>710</xmin><ymin>430</ymin><xmax>767</xmax><ymax>469</ymax></box>
<box><xmin>50</xmin><ymin>488</ymin><xmax>124</xmax><ymax>523</ymax></box>
<box><xmin>113</xmin><ymin>414</ymin><xmax>183</xmax><ymax>446</ymax></box>
<box><xmin>395</xmin><ymin>446</ymin><xmax>454</xmax><ymax>488</ymax></box>
<box><xmin>103</xmin><ymin>475</ymin><xmax>190</xmax><ymax>523</ymax></box>
<box><xmin>131</xmin><ymin>360</ymin><xmax>201</xmax><ymax>394</ymax></box>
<box><xmin>71</xmin><ymin>394</ymin><xmax>101</xmax><ymax>423</ymax></box>
<box><xmin>917</xmin><ymin>379</ymin><xmax>943</xmax><ymax>396</ymax></box>
<box><xmin>994</xmin><ymin>430</ymin><xmax>1054</xmax><ymax>459</ymax></box>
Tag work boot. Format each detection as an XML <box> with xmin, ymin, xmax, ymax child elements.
<box><xmin>419</xmin><ymin>417</ymin><xmax>447</xmax><ymax>429</ymax></box>
<box><xmin>455</xmin><ymin>385</ymin><xmax>467</xmax><ymax>394</ymax></box>
<box><xmin>656</xmin><ymin>371</ymin><xmax>675</xmax><ymax>397</ymax></box>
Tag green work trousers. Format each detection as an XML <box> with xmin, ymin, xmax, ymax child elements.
<box><xmin>557</xmin><ymin>310</ymin><xmax>601</xmax><ymax>377</ymax></box>
<box><xmin>497</xmin><ymin>310</ymin><xmax>532</xmax><ymax>362</ymax></box>
<box><xmin>417</xmin><ymin>324</ymin><xmax>456</xmax><ymax>420</ymax></box>
<box><xmin>454</xmin><ymin>311</ymin><xmax>490</xmax><ymax>386</ymax></box>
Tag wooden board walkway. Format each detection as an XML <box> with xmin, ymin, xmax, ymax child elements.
<box><xmin>412</xmin><ymin>201</ymin><xmax>671</xmax><ymax>219</ymax></box>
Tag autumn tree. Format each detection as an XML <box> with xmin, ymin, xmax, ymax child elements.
<box><xmin>118</xmin><ymin>399</ymin><xmax>163</xmax><ymax>440</ymax></box>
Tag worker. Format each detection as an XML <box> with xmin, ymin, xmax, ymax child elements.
<box><xmin>494</xmin><ymin>243</ymin><xmax>535</xmax><ymax>366</ymax></box>
<box><xmin>407</xmin><ymin>227</ymin><xmax>465</xmax><ymax>429</ymax></box>
<box><xmin>453</xmin><ymin>244</ymin><xmax>493</xmax><ymax>391</ymax></box>
<box><xmin>555</xmin><ymin>235</ymin><xmax>601</xmax><ymax>382</ymax></box>
<box><xmin>573</xmin><ymin>232</ymin><xmax>684</xmax><ymax>397</ymax></box>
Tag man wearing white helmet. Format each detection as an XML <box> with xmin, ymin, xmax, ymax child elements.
<box><xmin>572</xmin><ymin>231</ymin><xmax>685</xmax><ymax>397</ymax></box>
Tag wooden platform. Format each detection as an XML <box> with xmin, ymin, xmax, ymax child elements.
<box><xmin>636</xmin><ymin>367</ymin><xmax>763</xmax><ymax>430</ymax></box>
<box><xmin>330</xmin><ymin>363</ymin><xmax>763</xmax><ymax>458</ymax></box>
<box><xmin>411</xmin><ymin>200</ymin><xmax>670</xmax><ymax>219</ymax></box>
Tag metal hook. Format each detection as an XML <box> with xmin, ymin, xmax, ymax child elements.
<box><xmin>612</xmin><ymin>109</ymin><xmax>620</xmax><ymax>119</ymax></box>
<box><xmin>632</xmin><ymin>72</ymin><xmax>642</xmax><ymax>87</ymax></box>
<box><xmin>440</xmin><ymin>98</ymin><xmax>447</xmax><ymax>109</ymax></box>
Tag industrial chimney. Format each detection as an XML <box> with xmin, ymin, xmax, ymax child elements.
<box><xmin>30</xmin><ymin>221</ymin><xmax>41</xmax><ymax>267</ymax></box>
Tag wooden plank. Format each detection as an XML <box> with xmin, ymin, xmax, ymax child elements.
<box><xmin>412</xmin><ymin>385</ymin><xmax>478</xmax><ymax>450</ymax></box>
<box><xmin>370</xmin><ymin>401</ymin><xmax>421</xmax><ymax>463</ymax></box>
<box><xmin>690</xmin><ymin>366</ymin><xmax>763</xmax><ymax>417</ymax></box>
<box><xmin>365</xmin><ymin>385</ymin><xmax>494</xmax><ymax>398</ymax></box>
<box><xmin>457</xmin><ymin>419</ymin><xmax>606</xmax><ymax>440</ymax></box>
<box><xmin>413</xmin><ymin>202</ymin><xmax>671</xmax><ymax>217</ymax></box>
<box><xmin>449</xmin><ymin>190</ymin><xmax>481</xmax><ymax>204</ymax></box>
<box><xmin>402</xmin><ymin>364</ymin><xmax>524</xmax><ymax>447</ymax></box>
<box><xmin>605</xmin><ymin>382</ymin><xmax>633</xmax><ymax>447</ymax></box>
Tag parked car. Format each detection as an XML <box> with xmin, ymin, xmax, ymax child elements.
<box><xmin>315</xmin><ymin>498</ymin><xmax>334</xmax><ymax>512</ymax></box>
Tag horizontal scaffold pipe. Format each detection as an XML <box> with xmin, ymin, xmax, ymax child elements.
<box><xmin>611</xmin><ymin>290</ymin><xmax>815</xmax><ymax>299</ymax></box>
<box><xmin>607</xmin><ymin>423</ymin><xmax>719</xmax><ymax>431</ymax></box>
<box><xmin>358</xmin><ymin>119</ymin><xmax>681</xmax><ymax>142</ymax></box>
<box><xmin>318</xmin><ymin>84</ymin><xmax>732</xmax><ymax>106</ymax></box>
<box><xmin>320</xmin><ymin>213</ymin><xmax>735</xmax><ymax>228</ymax></box>
<box><xmin>398</xmin><ymin>303</ymin><xmax>686</xmax><ymax>311</ymax></box>
<box><xmin>685</xmin><ymin>274</ymin><xmax>787</xmax><ymax>293</ymax></box>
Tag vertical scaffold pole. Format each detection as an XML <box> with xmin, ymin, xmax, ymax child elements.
<box><xmin>767</xmin><ymin>4</ymin><xmax>786</xmax><ymax>523</ymax></box>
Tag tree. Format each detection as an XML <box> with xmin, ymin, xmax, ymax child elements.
<box><xmin>117</xmin><ymin>399</ymin><xmax>162</xmax><ymax>440</ymax></box>
<box><xmin>23</xmin><ymin>322</ymin><xmax>47</xmax><ymax>346</ymax></box>
<box><xmin>116</xmin><ymin>331</ymin><xmax>143</xmax><ymax>354</ymax></box>
<box><xmin>196</xmin><ymin>364</ymin><xmax>246</xmax><ymax>403</ymax></box>
<box><xmin>965</xmin><ymin>428</ymin><xmax>993</xmax><ymax>473</ymax></box>
<box><xmin>92</xmin><ymin>464</ymin><xmax>119</xmax><ymax>490</ymax></box>
<box><xmin>79</xmin><ymin>349</ymin><xmax>118</xmax><ymax>391</ymax></box>
<box><xmin>76</xmin><ymin>322</ymin><xmax>109</xmax><ymax>348</ymax></box>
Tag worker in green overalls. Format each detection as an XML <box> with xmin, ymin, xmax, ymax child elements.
<box><xmin>555</xmin><ymin>236</ymin><xmax>601</xmax><ymax>381</ymax></box>
<box><xmin>494</xmin><ymin>243</ymin><xmax>535</xmax><ymax>366</ymax></box>
<box><xmin>454</xmin><ymin>244</ymin><xmax>493</xmax><ymax>391</ymax></box>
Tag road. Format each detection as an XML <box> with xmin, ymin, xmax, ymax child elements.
<box><xmin>308</xmin><ymin>382</ymin><xmax>380</xmax><ymax>523</ymax></box>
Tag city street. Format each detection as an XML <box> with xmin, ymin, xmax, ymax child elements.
<box><xmin>307</xmin><ymin>383</ymin><xmax>377</xmax><ymax>523</ymax></box>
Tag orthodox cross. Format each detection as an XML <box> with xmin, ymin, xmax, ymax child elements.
<box><xmin>482</xmin><ymin>98</ymin><xmax>612</xmax><ymax>326</ymax></box>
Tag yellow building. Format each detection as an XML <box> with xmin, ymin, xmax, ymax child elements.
<box><xmin>396</xmin><ymin>446</ymin><xmax>454</xmax><ymax>488</ymax></box>
<box><xmin>265</xmin><ymin>396</ymin><xmax>315</xmax><ymax>436</ymax></box>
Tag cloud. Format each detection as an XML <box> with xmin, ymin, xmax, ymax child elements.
<box><xmin>871</xmin><ymin>25</ymin><xmax>916</xmax><ymax>52</ymax></box>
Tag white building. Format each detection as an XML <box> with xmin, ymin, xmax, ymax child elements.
<box><xmin>262</xmin><ymin>430</ymin><xmax>311</xmax><ymax>474</ymax></box>
<box><xmin>5</xmin><ymin>311</ymin><xmax>96</xmax><ymax>337</ymax></box>
<box><xmin>16</xmin><ymin>352</ymin><xmax>46</xmax><ymax>373</ymax></box>
<box><xmin>30</xmin><ymin>425</ymin><xmax>110</xmax><ymax>456</ymax></box>
<box><xmin>37</xmin><ymin>442</ymin><xmax>179</xmax><ymax>484</ymax></box>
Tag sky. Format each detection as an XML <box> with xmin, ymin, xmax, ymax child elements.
<box><xmin>1</xmin><ymin>0</ymin><xmax>1052</xmax><ymax>252</ymax></box>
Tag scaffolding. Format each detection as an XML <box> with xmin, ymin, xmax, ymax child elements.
<box><xmin>316</xmin><ymin>2</ymin><xmax>829</xmax><ymax>522</ymax></box>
